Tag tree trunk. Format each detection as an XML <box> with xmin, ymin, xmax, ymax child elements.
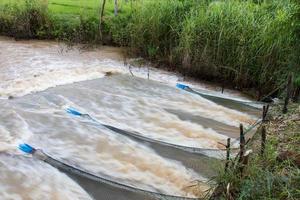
<box><xmin>292</xmin><ymin>86</ymin><xmax>300</xmax><ymax>102</ymax></box>
<box><xmin>114</xmin><ymin>0</ymin><xmax>118</xmax><ymax>16</ymax></box>
<box><xmin>99</xmin><ymin>0</ymin><xmax>106</xmax><ymax>41</ymax></box>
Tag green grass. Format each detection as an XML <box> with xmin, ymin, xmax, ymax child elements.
<box><xmin>0</xmin><ymin>0</ymin><xmax>133</xmax><ymax>16</ymax></box>
<box><xmin>213</xmin><ymin>104</ymin><xmax>300</xmax><ymax>200</ymax></box>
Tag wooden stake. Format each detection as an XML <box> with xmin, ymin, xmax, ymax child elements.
<box><xmin>263</xmin><ymin>105</ymin><xmax>266</xmax><ymax>120</ymax></box>
<box><xmin>239</xmin><ymin>124</ymin><xmax>245</xmax><ymax>163</ymax></box>
<box><xmin>241</xmin><ymin>150</ymin><xmax>252</xmax><ymax>177</ymax></box>
<box><xmin>262</xmin><ymin>105</ymin><xmax>269</xmax><ymax>122</ymax></box>
<box><xmin>225</xmin><ymin>138</ymin><xmax>231</xmax><ymax>172</ymax></box>
<box><xmin>261</xmin><ymin>125</ymin><xmax>266</xmax><ymax>155</ymax></box>
<box><xmin>283</xmin><ymin>74</ymin><xmax>293</xmax><ymax>114</ymax></box>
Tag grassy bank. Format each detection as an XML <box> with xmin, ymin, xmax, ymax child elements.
<box><xmin>212</xmin><ymin>104</ymin><xmax>300</xmax><ymax>200</ymax></box>
<box><xmin>0</xmin><ymin>0</ymin><xmax>299</xmax><ymax>98</ymax></box>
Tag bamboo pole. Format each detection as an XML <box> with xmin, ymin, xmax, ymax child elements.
<box><xmin>261</xmin><ymin>105</ymin><xmax>269</xmax><ymax>156</ymax></box>
<box><xmin>262</xmin><ymin>105</ymin><xmax>269</xmax><ymax>122</ymax></box>
<box><xmin>261</xmin><ymin>125</ymin><xmax>266</xmax><ymax>155</ymax></box>
<box><xmin>283</xmin><ymin>74</ymin><xmax>293</xmax><ymax>114</ymax></box>
<box><xmin>239</xmin><ymin>124</ymin><xmax>245</xmax><ymax>163</ymax></box>
<box><xmin>225</xmin><ymin>138</ymin><xmax>231</xmax><ymax>172</ymax></box>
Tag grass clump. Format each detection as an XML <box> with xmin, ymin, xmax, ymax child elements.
<box><xmin>212</xmin><ymin>104</ymin><xmax>300</xmax><ymax>200</ymax></box>
<box><xmin>0</xmin><ymin>0</ymin><xmax>51</xmax><ymax>39</ymax></box>
<box><xmin>127</xmin><ymin>0</ymin><xmax>194</xmax><ymax>62</ymax></box>
<box><xmin>121</xmin><ymin>0</ymin><xmax>300</xmax><ymax>97</ymax></box>
<box><xmin>177</xmin><ymin>0</ymin><xmax>299</xmax><ymax>95</ymax></box>
<box><xmin>214</xmin><ymin>144</ymin><xmax>300</xmax><ymax>199</ymax></box>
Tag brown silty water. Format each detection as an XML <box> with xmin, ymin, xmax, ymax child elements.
<box><xmin>0</xmin><ymin>37</ymin><xmax>261</xmax><ymax>199</ymax></box>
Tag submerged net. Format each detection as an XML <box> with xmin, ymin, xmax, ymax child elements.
<box><xmin>177</xmin><ymin>83</ymin><xmax>264</xmax><ymax>110</ymax></box>
<box><xmin>39</xmin><ymin>152</ymin><xmax>203</xmax><ymax>200</ymax></box>
<box><xmin>66</xmin><ymin>106</ymin><xmax>262</xmax><ymax>159</ymax></box>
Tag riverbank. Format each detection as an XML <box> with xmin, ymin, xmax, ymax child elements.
<box><xmin>212</xmin><ymin>103</ymin><xmax>300</xmax><ymax>200</ymax></box>
<box><xmin>1</xmin><ymin>0</ymin><xmax>299</xmax><ymax>99</ymax></box>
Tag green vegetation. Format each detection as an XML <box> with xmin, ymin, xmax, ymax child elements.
<box><xmin>0</xmin><ymin>1</ymin><xmax>299</xmax><ymax>199</ymax></box>
<box><xmin>0</xmin><ymin>0</ymin><xmax>299</xmax><ymax>98</ymax></box>
<box><xmin>212</xmin><ymin>104</ymin><xmax>300</xmax><ymax>200</ymax></box>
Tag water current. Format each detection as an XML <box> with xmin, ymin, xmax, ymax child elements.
<box><xmin>0</xmin><ymin>37</ymin><xmax>261</xmax><ymax>199</ymax></box>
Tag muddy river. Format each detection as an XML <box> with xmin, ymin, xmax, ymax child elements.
<box><xmin>0</xmin><ymin>37</ymin><xmax>261</xmax><ymax>200</ymax></box>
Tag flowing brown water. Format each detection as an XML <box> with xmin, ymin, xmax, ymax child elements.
<box><xmin>0</xmin><ymin>37</ymin><xmax>260</xmax><ymax>199</ymax></box>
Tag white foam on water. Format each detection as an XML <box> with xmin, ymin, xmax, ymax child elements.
<box><xmin>0</xmin><ymin>102</ymin><xmax>33</xmax><ymax>153</ymax></box>
<box><xmin>0</xmin><ymin>37</ymin><xmax>125</xmax><ymax>99</ymax></box>
<box><xmin>50</xmin><ymin>76</ymin><xmax>255</xmax><ymax>149</ymax></box>
<box><xmin>0</xmin><ymin>98</ymin><xmax>210</xmax><ymax>198</ymax></box>
<box><xmin>0</xmin><ymin>154</ymin><xmax>93</xmax><ymax>200</ymax></box>
<box><xmin>0</xmin><ymin>37</ymin><xmax>259</xmax><ymax>199</ymax></box>
<box><xmin>0</xmin><ymin>37</ymin><xmax>255</xmax><ymax>104</ymax></box>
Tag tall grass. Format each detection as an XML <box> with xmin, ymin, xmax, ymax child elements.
<box><xmin>127</xmin><ymin>0</ymin><xmax>194</xmax><ymax>62</ymax></box>
<box><xmin>0</xmin><ymin>0</ymin><xmax>51</xmax><ymax>39</ymax></box>
<box><xmin>214</xmin><ymin>144</ymin><xmax>300</xmax><ymax>199</ymax></box>
<box><xmin>178</xmin><ymin>1</ymin><xmax>299</xmax><ymax>94</ymax></box>
<box><xmin>212</xmin><ymin>107</ymin><xmax>300</xmax><ymax>200</ymax></box>
<box><xmin>126</xmin><ymin>0</ymin><xmax>300</xmax><ymax>96</ymax></box>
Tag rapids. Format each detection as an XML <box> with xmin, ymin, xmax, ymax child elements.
<box><xmin>0</xmin><ymin>37</ymin><xmax>260</xmax><ymax>199</ymax></box>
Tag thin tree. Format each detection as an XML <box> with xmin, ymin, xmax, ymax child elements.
<box><xmin>99</xmin><ymin>0</ymin><xmax>106</xmax><ymax>41</ymax></box>
<box><xmin>114</xmin><ymin>0</ymin><xmax>118</xmax><ymax>16</ymax></box>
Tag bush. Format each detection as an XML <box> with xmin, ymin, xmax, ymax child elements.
<box><xmin>0</xmin><ymin>0</ymin><xmax>52</xmax><ymax>39</ymax></box>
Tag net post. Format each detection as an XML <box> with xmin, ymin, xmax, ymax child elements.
<box><xmin>283</xmin><ymin>74</ymin><xmax>293</xmax><ymax>114</ymax></box>
<box><xmin>238</xmin><ymin>124</ymin><xmax>246</xmax><ymax>176</ymax></box>
<box><xmin>225</xmin><ymin>138</ymin><xmax>231</xmax><ymax>172</ymax></box>
<box><xmin>262</xmin><ymin>105</ymin><xmax>269</xmax><ymax>122</ymax></box>
<box><xmin>261</xmin><ymin>105</ymin><xmax>268</xmax><ymax>156</ymax></box>
<box><xmin>239</xmin><ymin>124</ymin><xmax>245</xmax><ymax>163</ymax></box>
<box><xmin>261</xmin><ymin>125</ymin><xmax>266</xmax><ymax>156</ymax></box>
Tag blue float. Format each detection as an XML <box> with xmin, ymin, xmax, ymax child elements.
<box><xmin>66</xmin><ymin>107</ymin><xmax>83</xmax><ymax>116</ymax></box>
<box><xmin>176</xmin><ymin>83</ymin><xmax>190</xmax><ymax>90</ymax></box>
<box><xmin>18</xmin><ymin>143</ymin><xmax>35</xmax><ymax>154</ymax></box>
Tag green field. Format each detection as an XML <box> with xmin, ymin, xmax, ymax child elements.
<box><xmin>0</xmin><ymin>0</ymin><xmax>137</xmax><ymax>16</ymax></box>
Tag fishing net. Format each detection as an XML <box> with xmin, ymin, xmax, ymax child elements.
<box><xmin>38</xmin><ymin>151</ymin><xmax>203</xmax><ymax>200</ymax></box>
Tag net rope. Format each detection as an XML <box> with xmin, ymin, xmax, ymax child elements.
<box><xmin>41</xmin><ymin>152</ymin><xmax>202</xmax><ymax>200</ymax></box>
<box><xmin>70</xmin><ymin>111</ymin><xmax>238</xmax><ymax>154</ymax></box>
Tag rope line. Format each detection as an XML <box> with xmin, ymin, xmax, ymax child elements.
<box><xmin>44</xmin><ymin>154</ymin><xmax>200</xmax><ymax>200</ymax></box>
<box><xmin>66</xmin><ymin>108</ymin><xmax>238</xmax><ymax>154</ymax></box>
<box><xmin>17</xmin><ymin>145</ymin><xmax>202</xmax><ymax>200</ymax></box>
<box><xmin>232</xmin><ymin>118</ymin><xmax>263</xmax><ymax>144</ymax></box>
<box><xmin>176</xmin><ymin>83</ymin><xmax>263</xmax><ymax>147</ymax></box>
<box><xmin>259</xmin><ymin>80</ymin><xmax>287</xmax><ymax>102</ymax></box>
<box><xmin>176</xmin><ymin>83</ymin><xmax>263</xmax><ymax>110</ymax></box>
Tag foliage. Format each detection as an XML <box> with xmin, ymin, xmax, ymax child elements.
<box><xmin>181</xmin><ymin>1</ymin><xmax>293</xmax><ymax>85</ymax></box>
<box><xmin>127</xmin><ymin>0</ymin><xmax>194</xmax><ymax>61</ymax></box>
<box><xmin>213</xmin><ymin>124</ymin><xmax>300</xmax><ymax>200</ymax></box>
<box><xmin>0</xmin><ymin>0</ymin><xmax>51</xmax><ymax>39</ymax></box>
